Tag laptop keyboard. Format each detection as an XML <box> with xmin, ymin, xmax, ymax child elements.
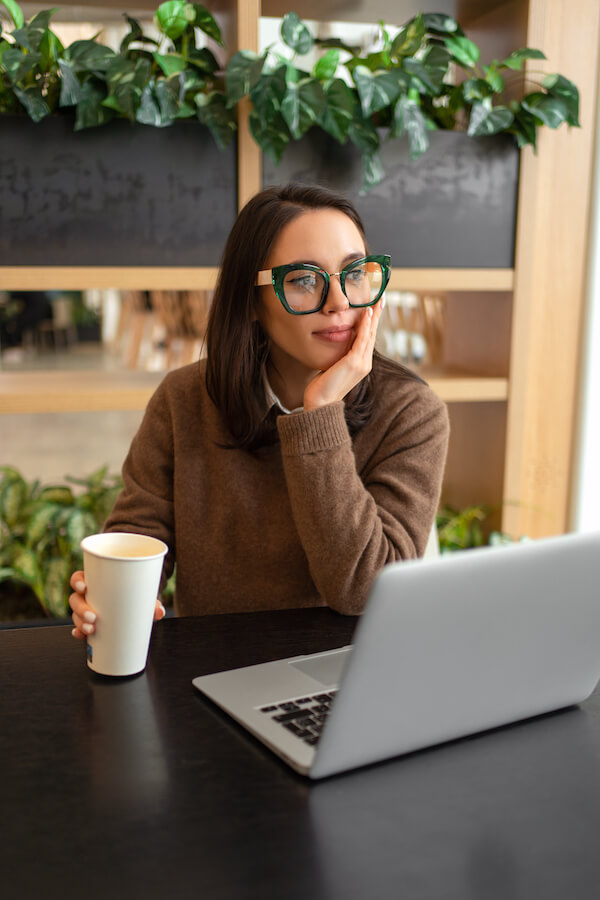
<box><xmin>259</xmin><ymin>691</ymin><xmax>338</xmax><ymax>746</ymax></box>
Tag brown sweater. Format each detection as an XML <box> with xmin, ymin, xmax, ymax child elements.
<box><xmin>104</xmin><ymin>358</ymin><xmax>449</xmax><ymax>616</ymax></box>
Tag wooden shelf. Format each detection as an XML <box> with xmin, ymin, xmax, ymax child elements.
<box><xmin>0</xmin><ymin>266</ymin><xmax>513</xmax><ymax>292</ymax></box>
<box><xmin>0</xmin><ymin>268</ymin><xmax>220</xmax><ymax>291</ymax></box>
<box><xmin>0</xmin><ymin>367</ymin><xmax>507</xmax><ymax>415</ymax></box>
<box><xmin>0</xmin><ymin>371</ymin><xmax>163</xmax><ymax>414</ymax></box>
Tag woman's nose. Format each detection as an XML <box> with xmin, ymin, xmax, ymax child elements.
<box><xmin>323</xmin><ymin>275</ymin><xmax>349</xmax><ymax>313</ymax></box>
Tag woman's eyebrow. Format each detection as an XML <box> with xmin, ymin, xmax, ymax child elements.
<box><xmin>284</xmin><ymin>252</ymin><xmax>365</xmax><ymax>269</ymax></box>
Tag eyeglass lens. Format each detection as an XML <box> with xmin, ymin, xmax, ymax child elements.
<box><xmin>282</xmin><ymin>261</ymin><xmax>384</xmax><ymax>313</ymax></box>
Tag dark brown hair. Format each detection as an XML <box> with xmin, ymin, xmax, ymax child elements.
<box><xmin>205</xmin><ymin>182</ymin><xmax>421</xmax><ymax>450</ymax></box>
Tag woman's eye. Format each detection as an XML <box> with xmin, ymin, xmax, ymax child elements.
<box><xmin>289</xmin><ymin>274</ymin><xmax>317</xmax><ymax>291</ymax></box>
<box><xmin>347</xmin><ymin>268</ymin><xmax>366</xmax><ymax>283</ymax></box>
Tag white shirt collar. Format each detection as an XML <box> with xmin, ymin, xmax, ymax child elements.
<box><xmin>263</xmin><ymin>370</ymin><xmax>304</xmax><ymax>415</ymax></box>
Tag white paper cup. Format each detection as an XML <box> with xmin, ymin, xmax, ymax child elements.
<box><xmin>81</xmin><ymin>532</ymin><xmax>168</xmax><ymax>677</ymax></box>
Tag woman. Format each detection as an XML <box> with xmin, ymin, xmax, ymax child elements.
<box><xmin>70</xmin><ymin>183</ymin><xmax>449</xmax><ymax>638</ymax></box>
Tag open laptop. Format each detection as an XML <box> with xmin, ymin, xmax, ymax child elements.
<box><xmin>192</xmin><ymin>531</ymin><xmax>600</xmax><ymax>779</ymax></box>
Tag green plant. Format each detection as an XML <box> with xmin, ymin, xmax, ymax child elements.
<box><xmin>436</xmin><ymin>503</ymin><xmax>527</xmax><ymax>553</ymax></box>
<box><xmin>0</xmin><ymin>465</ymin><xmax>123</xmax><ymax>617</ymax></box>
<box><xmin>227</xmin><ymin>11</ymin><xmax>580</xmax><ymax>190</ymax></box>
<box><xmin>0</xmin><ymin>0</ymin><xmax>235</xmax><ymax>147</ymax></box>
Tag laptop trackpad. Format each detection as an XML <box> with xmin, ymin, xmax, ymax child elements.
<box><xmin>289</xmin><ymin>647</ymin><xmax>351</xmax><ymax>686</ymax></box>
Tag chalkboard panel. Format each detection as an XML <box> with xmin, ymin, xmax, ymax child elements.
<box><xmin>263</xmin><ymin>130</ymin><xmax>519</xmax><ymax>269</ymax></box>
<box><xmin>0</xmin><ymin>116</ymin><xmax>237</xmax><ymax>267</ymax></box>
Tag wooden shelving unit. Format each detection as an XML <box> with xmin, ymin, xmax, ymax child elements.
<box><xmin>1</xmin><ymin>0</ymin><xmax>599</xmax><ymax>540</ymax></box>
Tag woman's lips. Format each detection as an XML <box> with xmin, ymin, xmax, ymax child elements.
<box><xmin>313</xmin><ymin>326</ymin><xmax>354</xmax><ymax>343</ymax></box>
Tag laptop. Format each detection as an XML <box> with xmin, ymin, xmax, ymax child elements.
<box><xmin>192</xmin><ymin>530</ymin><xmax>600</xmax><ymax>779</ymax></box>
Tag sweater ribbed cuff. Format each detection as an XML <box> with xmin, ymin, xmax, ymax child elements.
<box><xmin>277</xmin><ymin>401</ymin><xmax>350</xmax><ymax>455</ymax></box>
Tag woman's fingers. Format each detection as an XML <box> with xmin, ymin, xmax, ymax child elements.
<box><xmin>69</xmin><ymin>571</ymin><xmax>97</xmax><ymax>638</ymax></box>
<box><xmin>154</xmin><ymin>599</ymin><xmax>166</xmax><ymax>621</ymax></box>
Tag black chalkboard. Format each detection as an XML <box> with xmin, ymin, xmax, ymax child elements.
<box><xmin>0</xmin><ymin>115</ymin><xmax>237</xmax><ymax>266</ymax></box>
<box><xmin>263</xmin><ymin>130</ymin><xmax>519</xmax><ymax>269</ymax></box>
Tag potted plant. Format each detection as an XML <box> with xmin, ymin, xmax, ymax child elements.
<box><xmin>228</xmin><ymin>11</ymin><xmax>580</xmax><ymax>267</ymax></box>
<box><xmin>0</xmin><ymin>0</ymin><xmax>237</xmax><ymax>266</ymax></box>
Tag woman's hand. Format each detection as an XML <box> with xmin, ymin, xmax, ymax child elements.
<box><xmin>69</xmin><ymin>571</ymin><xmax>166</xmax><ymax>639</ymax></box>
<box><xmin>303</xmin><ymin>300</ymin><xmax>383</xmax><ymax>411</ymax></box>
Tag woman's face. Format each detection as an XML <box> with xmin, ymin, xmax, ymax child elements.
<box><xmin>257</xmin><ymin>208</ymin><xmax>367</xmax><ymax>398</ymax></box>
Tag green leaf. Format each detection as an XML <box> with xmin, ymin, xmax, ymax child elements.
<box><xmin>2</xmin><ymin>46</ymin><xmax>42</xmax><ymax>83</ymax></box>
<box><xmin>280</xmin><ymin>77</ymin><xmax>325</xmax><ymax>140</ymax></box>
<box><xmin>462</xmin><ymin>77</ymin><xmax>493</xmax><ymax>102</ymax></box>
<box><xmin>500</xmin><ymin>47</ymin><xmax>546</xmax><ymax>71</ymax></box>
<box><xmin>0</xmin><ymin>0</ymin><xmax>24</xmax><ymax>29</ymax></box>
<box><xmin>58</xmin><ymin>58</ymin><xmax>82</xmax><ymax>106</ymax></box>
<box><xmin>249</xmin><ymin>62</ymin><xmax>286</xmax><ymax>119</ymax></box>
<box><xmin>348</xmin><ymin>115</ymin><xmax>380</xmax><ymax>155</ymax></box>
<box><xmin>186</xmin><ymin>47</ymin><xmax>219</xmax><ymax>74</ymax></box>
<box><xmin>391</xmin><ymin>14</ymin><xmax>426</xmax><ymax>57</ymax></box>
<box><xmin>444</xmin><ymin>34</ymin><xmax>480</xmax><ymax>69</ymax></box>
<box><xmin>225</xmin><ymin>49</ymin><xmax>266</xmax><ymax>106</ymax></box>
<box><xmin>38</xmin><ymin>27</ymin><xmax>64</xmax><ymax>71</ymax></box>
<box><xmin>403</xmin><ymin>56</ymin><xmax>445</xmax><ymax>94</ymax></box>
<box><xmin>14</xmin><ymin>546</ymin><xmax>41</xmax><ymax>589</ymax></box>
<box><xmin>12</xmin><ymin>84</ymin><xmax>49</xmax><ymax>121</ymax></box>
<box><xmin>65</xmin><ymin>509</ymin><xmax>96</xmax><ymax>548</ymax></box>
<box><xmin>195</xmin><ymin>91</ymin><xmax>237</xmax><ymax>148</ymax></box>
<box><xmin>43</xmin><ymin>557</ymin><xmax>70</xmax><ymax>617</ymax></box>
<box><xmin>353</xmin><ymin>66</ymin><xmax>402</xmax><ymax>117</ymax></box>
<box><xmin>25</xmin><ymin>503</ymin><xmax>60</xmax><ymax>545</ymax></box>
<box><xmin>249</xmin><ymin>108</ymin><xmax>290</xmax><ymax>164</ymax></box>
<box><xmin>154</xmin><ymin>75</ymin><xmax>181</xmax><ymax>122</ymax></box>
<box><xmin>543</xmin><ymin>73</ymin><xmax>580</xmax><ymax>126</ymax></box>
<box><xmin>512</xmin><ymin>107</ymin><xmax>538</xmax><ymax>150</ymax></box>
<box><xmin>65</xmin><ymin>39</ymin><xmax>116</xmax><ymax>74</ymax></box>
<box><xmin>153</xmin><ymin>51</ymin><xmax>187</xmax><ymax>76</ymax></box>
<box><xmin>74</xmin><ymin>80</ymin><xmax>114</xmax><ymax>130</ymax></box>
<box><xmin>468</xmin><ymin>100</ymin><xmax>514</xmax><ymax>135</ymax></box>
<box><xmin>393</xmin><ymin>95</ymin><xmax>429</xmax><ymax>159</ymax></box>
<box><xmin>0</xmin><ymin>474</ymin><xmax>26</xmax><ymax>526</ymax></box>
<box><xmin>120</xmin><ymin>15</ymin><xmax>148</xmax><ymax>53</ymax></box>
<box><xmin>483</xmin><ymin>65</ymin><xmax>505</xmax><ymax>93</ymax></box>
<box><xmin>314</xmin><ymin>36</ymin><xmax>360</xmax><ymax>55</ymax></box>
<box><xmin>281</xmin><ymin>12</ymin><xmax>313</xmax><ymax>55</ymax></box>
<box><xmin>318</xmin><ymin>77</ymin><xmax>356</xmax><ymax>142</ymax></box>
<box><xmin>422</xmin><ymin>13</ymin><xmax>463</xmax><ymax>36</ymax></box>
<box><xmin>190</xmin><ymin>3</ymin><xmax>223</xmax><ymax>46</ymax></box>
<box><xmin>12</xmin><ymin>8</ymin><xmax>57</xmax><ymax>52</ymax></box>
<box><xmin>359</xmin><ymin>150</ymin><xmax>384</xmax><ymax>194</ymax></box>
<box><xmin>521</xmin><ymin>92</ymin><xmax>568</xmax><ymax>129</ymax></box>
<box><xmin>312</xmin><ymin>48</ymin><xmax>340</xmax><ymax>81</ymax></box>
<box><xmin>154</xmin><ymin>0</ymin><xmax>195</xmax><ymax>41</ymax></box>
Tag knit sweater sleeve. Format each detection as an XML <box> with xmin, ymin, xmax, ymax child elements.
<box><xmin>276</xmin><ymin>383</ymin><xmax>449</xmax><ymax>615</ymax></box>
<box><xmin>103</xmin><ymin>377</ymin><xmax>176</xmax><ymax>587</ymax></box>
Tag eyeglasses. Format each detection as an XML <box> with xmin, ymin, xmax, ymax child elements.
<box><xmin>255</xmin><ymin>254</ymin><xmax>391</xmax><ymax>315</ymax></box>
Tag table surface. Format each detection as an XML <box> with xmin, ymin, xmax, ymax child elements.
<box><xmin>3</xmin><ymin>610</ymin><xmax>600</xmax><ymax>900</ymax></box>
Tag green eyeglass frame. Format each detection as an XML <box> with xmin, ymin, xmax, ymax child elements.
<box><xmin>255</xmin><ymin>254</ymin><xmax>392</xmax><ymax>315</ymax></box>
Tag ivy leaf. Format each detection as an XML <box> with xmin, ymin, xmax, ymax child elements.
<box><xmin>404</xmin><ymin>54</ymin><xmax>445</xmax><ymax>94</ymax></box>
<box><xmin>348</xmin><ymin>115</ymin><xmax>380</xmax><ymax>155</ymax></box>
<box><xmin>353</xmin><ymin>66</ymin><xmax>403</xmax><ymax>117</ymax></box>
<box><xmin>225</xmin><ymin>49</ymin><xmax>266</xmax><ymax>106</ymax></box>
<box><xmin>444</xmin><ymin>34</ymin><xmax>480</xmax><ymax>69</ymax></box>
<box><xmin>58</xmin><ymin>58</ymin><xmax>82</xmax><ymax>106</ymax></box>
<box><xmin>280</xmin><ymin>77</ymin><xmax>325</xmax><ymax>139</ymax></box>
<box><xmin>137</xmin><ymin>76</ymin><xmax>180</xmax><ymax>126</ymax></box>
<box><xmin>0</xmin><ymin>0</ymin><xmax>24</xmax><ymax>29</ymax></box>
<box><xmin>74</xmin><ymin>79</ymin><xmax>114</xmax><ymax>130</ymax></box>
<box><xmin>483</xmin><ymin>65</ymin><xmax>505</xmax><ymax>93</ymax></box>
<box><xmin>543</xmin><ymin>73</ymin><xmax>580</xmax><ymax>126</ymax></box>
<box><xmin>318</xmin><ymin>77</ymin><xmax>356</xmax><ymax>142</ymax></box>
<box><xmin>512</xmin><ymin>107</ymin><xmax>539</xmax><ymax>150</ymax></box>
<box><xmin>2</xmin><ymin>47</ymin><xmax>42</xmax><ymax>83</ymax></box>
<box><xmin>186</xmin><ymin>47</ymin><xmax>219</xmax><ymax>75</ymax></box>
<box><xmin>391</xmin><ymin>14</ymin><xmax>425</xmax><ymax>57</ymax></box>
<box><xmin>153</xmin><ymin>51</ymin><xmax>187</xmax><ymax>76</ymax></box>
<box><xmin>521</xmin><ymin>92</ymin><xmax>569</xmax><ymax>129</ymax></box>
<box><xmin>120</xmin><ymin>15</ymin><xmax>159</xmax><ymax>53</ymax></box>
<box><xmin>281</xmin><ymin>12</ymin><xmax>313</xmax><ymax>55</ymax></box>
<box><xmin>359</xmin><ymin>150</ymin><xmax>385</xmax><ymax>194</ymax></box>
<box><xmin>64</xmin><ymin>39</ymin><xmax>116</xmax><ymax>74</ymax></box>
<box><xmin>467</xmin><ymin>100</ymin><xmax>514</xmax><ymax>135</ymax></box>
<box><xmin>38</xmin><ymin>27</ymin><xmax>64</xmax><ymax>71</ymax></box>
<box><xmin>393</xmin><ymin>94</ymin><xmax>429</xmax><ymax>158</ymax></box>
<box><xmin>195</xmin><ymin>91</ymin><xmax>237</xmax><ymax>148</ymax></box>
<box><xmin>12</xmin><ymin>8</ymin><xmax>57</xmax><ymax>52</ymax></box>
<box><xmin>499</xmin><ymin>47</ymin><xmax>546</xmax><ymax>71</ymax></box>
<box><xmin>249</xmin><ymin>63</ymin><xmax>286</xmax><ymax>120</ymax></box>
<box><xmin>312</xmin><ymin>48</ymin><xmax>340</xmax><ymax>81</ymax></box>
<box><xmin>422</xmin><ymin>13</ymin><xmax>463</xmax><ymax>36</ymax></box>
<box><xmin>190</xmin><ymin>3</ymin><xmax>223</xmax><ymax>46</ymax></box>
<box><xmin>314</xmin><ymin>36</ymin><xmax>360</xmax><ymax>55</ymax></box>
<box><xmin>249</xmin><ymin>108</ymin><xmax>290</xmax><ymax>164</ymax></box>
<box><xmin>154</xmin><ymin>0</ymin><xmax>195</xmax><ymax>41</ymax></box>
<box><xmin>462</xmin><ymin>77</ymin><xmax>493</xmax><ymax>102</ymax></box>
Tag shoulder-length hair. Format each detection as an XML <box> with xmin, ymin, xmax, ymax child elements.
<box><xmin>205</xmin><ymin>182</ymin><xmax>421</xmax><ymax>450</ymax></box>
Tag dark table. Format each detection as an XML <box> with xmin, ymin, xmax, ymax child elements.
<box><xmin>3</xmin><ymin>610</ymin><xmax>600</xmax><ymax>900</ymax></box>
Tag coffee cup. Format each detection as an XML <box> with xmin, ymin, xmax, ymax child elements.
<box><xmin>81</xmin><ymin>532</ymin><xmax>168</xmax><ymax>677</ymax></box>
